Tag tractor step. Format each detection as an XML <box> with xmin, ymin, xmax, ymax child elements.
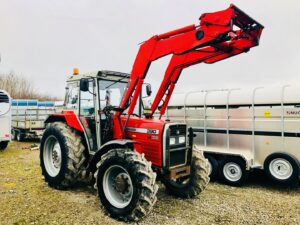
<box><xmin>169</xmin><ymin>165</ymin><xmax>191</xmax><ymax>179</ymax></box>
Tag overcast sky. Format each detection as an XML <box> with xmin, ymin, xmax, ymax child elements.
<box><xmin>0</xmin><ymin>0</ymin><xmax>300</xmax><ymax>99</ymax></box>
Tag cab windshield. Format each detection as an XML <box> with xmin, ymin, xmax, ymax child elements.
<box><xmin>98</xmin><ymin>79</ymin><xmax>127</xmax><ymax>109</ymax></box>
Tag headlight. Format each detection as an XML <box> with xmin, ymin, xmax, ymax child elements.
<box><xmin>179</xmin><ymin>136</ymin><xmax>186</xmax><ymax>144</ymax></box>
<box><xmin>170</xmin><ymin>137</ymin><xmax>176</xmax><ymax>145</ymax></box>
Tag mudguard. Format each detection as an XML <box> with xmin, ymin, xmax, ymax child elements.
<box><xmin>87</xmin><ymin>139</ymin><xmax>139</xmax><ymax>173</ymax></box>
<box><xmin>44</xmin><ymin>111</ymin><xmax>84</xmax><ymax>132</ymax></box>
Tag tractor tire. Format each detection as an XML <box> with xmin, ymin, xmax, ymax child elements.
<box><xmin>94</xmin><ymin>148</ymin><xmax>158</xmax><ymax>222</ymax></box>
<box><xmin>40</xmin><ymin>122</ymin><xmax>86</xmax><ymax>189</ymax></box>
<box><xmin>0</xmin><ymin>141</ymin><xmax>9</xmax><ymax>151</ymax></box>
<box><xmin>162</xmin><ymin>149</ymin><xmax>210</xmax><ymax>198</ymax></box>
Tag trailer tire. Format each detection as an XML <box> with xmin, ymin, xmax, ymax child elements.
<box><xmin>0</xmin><ymin>141</ymin><xmax>9</xmax><ymax>151</ymax></box>
<box><xmin>94</xmin><ymin>149</ymin><xmax>158</xmax><ymax>221</ymax></box>
<box><xmin>12</xmin><ymin>129</ymin><xmax>17</xmax><ymax>140</ymax></box>
<box><xmin>219</xmin><ymin>157</ymin><xmax>248</xmax><ymax>186</ymax></box>
<box><xmin>16</xmin><ymin>131</ymin><xmax>25</xmax><ymax>142</ymax></box>
<box><xmin>162</xmin><ymin>150</ymin><xmax>209</xmax><ymax>198</ymax></box>
<box><xmin>40</xmin><ymin>122</ymin><xmax>86</xmax><ymax>189</ymax></box>
<box><xmin>206</xmin><ymin>155</ymin><xmax>219</xmax><ymax>181</ymax></box>
<box><xmin>264</xmin><ymin>153</ymin><xmax>300</xmax><ymax>185</ymax></box>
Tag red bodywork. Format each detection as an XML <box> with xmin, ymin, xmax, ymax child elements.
<box><xmin>121</xmin><ymin>116</ymin><xmax>165</xmax><ymax>167</ymax></box>
<box><xmin>49</xmin><ymin>111</ymin><xmax>84</xmax><ymax>132</ymax></box>
<box><xmin>51</xmin><ymin>5</ymin><xmax>263</xmax><ymax>168</ymax></box>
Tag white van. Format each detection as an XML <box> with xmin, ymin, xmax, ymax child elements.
<box><xmin>0</xmin><ymin>90</ymin><xmax>11</xmax><ymax>151</ymax></box>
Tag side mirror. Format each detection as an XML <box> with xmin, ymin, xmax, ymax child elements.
<box><xmin>146</xmin><ymin>84</ymin><xmax>152</xmax><ymax>97</ymax></box>
<box><xmin>80</xmin><ymin>79</ymin><xmax>89</xmax><ymax>92</ymax></box>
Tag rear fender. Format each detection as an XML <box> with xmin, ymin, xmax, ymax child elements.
<box><xmin>87</xmin><ymin>139</ymin><xmax>139</xmax><ymax>173</ymax></box>
<box><xmin>45</xmin><ymin>111</ymin><xmax>84</xmax><ymax>132</ymax></box>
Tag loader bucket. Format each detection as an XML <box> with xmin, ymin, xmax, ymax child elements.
<box><xmin>200</xmin><ymin>4</ymin><xmax>264</xmax><ymax>46</ymax></box>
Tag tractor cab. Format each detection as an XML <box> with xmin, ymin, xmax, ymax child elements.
<box><xmin>64</xmin><ymin>70</ymin><xmax>130</xmax><ymax>152</ymax></box>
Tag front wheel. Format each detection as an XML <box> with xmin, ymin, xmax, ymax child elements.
<box><xmin>162</xmin><ymin>149</ymin><xmax>210</xmax><ymax>198</ymax></box>
<box><xmin>94</xmin><ymin>149</ymin><xmax>158</xmax><ymax>222</ymax></box>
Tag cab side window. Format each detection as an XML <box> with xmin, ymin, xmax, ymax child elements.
<box><xmin>80</xmin><ymin>80</ymin><xmax>95</xmax><ymax>117</ymax></box>
<box><xmin>65</xmin><ymin>82</ymin><xmax>79</xmax><ymax>110</ymax></box>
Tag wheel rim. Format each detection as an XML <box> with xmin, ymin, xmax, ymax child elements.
<box><xmin>223</xmin><ymin>162</ymin><xmax>242</xmax><ymax>182</ymax></box>
<box><xmin>269</xmin><ymin>158</ymin><xmax>293</xmax><ymax>180</ymax></box>
<box><xmin>43</xmin><ymin>135</ymin><xmax>62</xmax><ymax>177</ymax></box>
<box><xmin>103</xmin><ymin>165</ymin><xmax>133</xmax><ymax>209</ymax></box>
<box><xmin>207</xmin><ymin>160</ymin><xmax>212</xmax><ymax>176</ymax></box>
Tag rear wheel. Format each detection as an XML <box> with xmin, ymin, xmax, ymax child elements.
<box><xmin>264</xmin><ymin>153</ymin><xmax>300</xmax><ymax>185</ymax></box>
<box><xmin>162</xmin><ymin>150</ymin><xmax>209</xmax><ymax>198</ymax></box>
<box><xmin>40</xmin><ymin>122</ymin><xmax>86</xmax><ymax>189</ymax></box>
<box><xmin>0</xmin><ymin>141</ymin><xmax>9</xmax><ymax>151</ymax></box>
<box><xmin>219</xmin><ymin>157</ymin><xmax>248</xmax><ymax>186</ymax></box>
<box><xmin>94</xmin><ymin>149</ymin><xmax>158</xmax><ymax>222</ymax></box>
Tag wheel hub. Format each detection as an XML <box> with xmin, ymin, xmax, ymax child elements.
<box><xmin>230</xmin><ymin>168</ymin><xmax>236</xmax><ymax>174</ymax></box>
<box><xmin>52</xmin><ymin>143</ymin><xmax>62</xmax><ymax>169</ymax></box>
<box><xmin>223</xmin><ymin>162</ymin><xmax>242</xmax><ymax>182</ymax></box>
<box><xmin>114</xmin><ymin>173</ymin><xmax>130</xmax><ymax>194</ymax></box>
<box><xmin>43</xmin><ymin>136</ymin><xmax>62</xmax><ymax>177</ymax></box>
<box><xmin>103</xmin><ymin>165</ymin><xmax>133</xmax><ymax>208</ymax></box>
<box><xmin>269</xmin><ymin>158</ymin><xmax>293</xmax><ymax>180</ymax></box>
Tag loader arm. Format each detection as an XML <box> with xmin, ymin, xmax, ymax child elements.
<box><xmin>116</xmin><ymin>4</ymin><xmax>263</xmax><ymax>135</ymax></box>
<box><xmin>151</xmin><ymin>35</ymin><xmax>262</xmax><ymax>118</ymax></box>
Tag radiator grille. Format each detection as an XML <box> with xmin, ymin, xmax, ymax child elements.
<box><xmin>167</xmin><ymin>124</ymin><xmax>187</xmax><ymax>168</ymax></box>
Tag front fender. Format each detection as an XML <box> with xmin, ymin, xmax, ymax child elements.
<box><xmin>87</xmin><ymin>139</ymin><xmax>139</xmax><ymax>173</ymax></box>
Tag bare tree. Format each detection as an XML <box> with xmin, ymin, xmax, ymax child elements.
<box><xmin>0</xmin><ymin>71</ymin><xmax>60</xmax><ymax>101</ymax></box>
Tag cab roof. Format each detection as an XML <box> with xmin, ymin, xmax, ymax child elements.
<box><xmin>67</xmin><ymin>70</ymin><xmax>130</xmax><ymax>82</ymax></box>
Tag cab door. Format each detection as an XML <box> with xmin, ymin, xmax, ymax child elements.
<box><xmin>79</xmin><ymin>79</ymin><xmax>97</xmax><ymax>151</ymax></box>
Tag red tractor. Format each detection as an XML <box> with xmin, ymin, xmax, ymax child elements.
<box><xmin>40</xmin><ymin>5</ymin><xmax>263</xmax><ymax>221</ymax></box>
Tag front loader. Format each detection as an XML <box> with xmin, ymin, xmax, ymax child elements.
<box><xmin>40</xmin><ymin>5</ymin><xmax>263</xmax><ymax>221</ymax></box>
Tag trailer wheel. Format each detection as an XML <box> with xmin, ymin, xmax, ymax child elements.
<box><xmin>264</xmin><ymin>153</ymin><xmax>300</xmax><ymax>185</ymax></box>
<box><xmin>206</xmin><ymin>155</ymin><xmax>219</xmax><ymax>180</ymax></box>
<box><xmin>94</xmin><ymin>149</ymin><xmax>158</xmax><ymax>221</ymax></box>
<box><xmin>162</xmin><ymin>150</ymin><xmax>209</xmax><ymax>198</ymax></box>
<box><xmin>219</xmin><ymin>157</ymin><xmax>248</xmax><ymax>186</ymax></box>
<box><xmin>12</xmin><ymin>129</ymin><xmax>17</xmax><ymax>140</ymax></box>
<box><xmin>16</xmin><ymin>131</ymin><xmax>25</xmax><ymax>142</ymax></box>
<box><xmin>0</xmin><ymin>141</ymin><xmax>9</xmax><ymax>151</ymax></box>
<box><xmin>40</xmin><ymin>122</ymin><xmax>86</xmax><ymax>189</ymax></box>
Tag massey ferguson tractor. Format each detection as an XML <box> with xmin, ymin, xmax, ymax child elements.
<box><xmin>40</xmin><ymin>5</ymin><xmax>263</xmax><ymax>221</ymax></box>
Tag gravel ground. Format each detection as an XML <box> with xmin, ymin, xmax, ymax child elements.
<box><xmin>0</xmin><ymin>141</ymin><xmax>299</xmax><ymax>225</ymax></box>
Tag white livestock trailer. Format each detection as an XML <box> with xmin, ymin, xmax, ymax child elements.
<box><xmin>166</xmin><ymin>86</ymin><xmax>300</xmax><ymax>186</ymax></box>
<box><xmin>0</xmin><ymin>90</ymin><xmax>11</xmax><ymax>151</ymax></box>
